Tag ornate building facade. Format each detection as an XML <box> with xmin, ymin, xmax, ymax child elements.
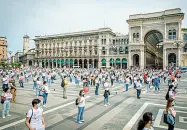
<box><xmin>127</xmin><ymin>8</ymin><xmax>186</xmax><ymax>70</ymax></box>
<box><xmin>34</xmin><ymin>28</ymin><xmax>129</xmax><ymax>69</ymax></box>
<box><xmin>0</xmin><ymin>37</ymin><xmax>8</xmax><ymax>61</ymax></box>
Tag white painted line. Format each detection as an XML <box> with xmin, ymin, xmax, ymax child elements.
<box><xmin>176</xmin><ymin>110</ymin><xmax>187</xmax><ymax>113</ymax></box>
<box><xmin>157</xmin><ymin>125</ymin><xmax>186</xmax><ymax>130</ymax></box>
<box><xmin>147</xmin><ymin>102</ymin><xmax>187</xmax><ymax>109</ymax></box>
<box><xmin>83</xmin><ymin>97</ymin><xmax>135</xmax><ymax>130</ymax></box>
<box><xmin>179</xmin><ymin>116</ymin><xmax>187</xmax><ymax>123</ymax></box>
<box><xmin>153</xmin><ymin>109</ymin><xmax>164</xmax><ymax>127</ymax></box>
<box><xmin>122</xmin><ymin>102</ymin><xmax>149</xmax><ymax>130</ymax></box>
<box><xmin>0</xmin><ymin>96</ymin><xmax>91</xmax><ymax>130</ymax></box>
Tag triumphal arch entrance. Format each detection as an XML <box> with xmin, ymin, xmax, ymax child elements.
<box><xmin>127</xmin><ymin>8</ymin><xmax>184</xmax><ymax>70</ymax></box>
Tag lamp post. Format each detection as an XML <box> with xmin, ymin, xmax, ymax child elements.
<box><xmin>173</xmin><ymin>39</ymin><xmax>183</xmax><ymax>67</ymax></box>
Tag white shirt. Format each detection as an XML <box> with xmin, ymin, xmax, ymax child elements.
<box><xmin>125</xmin><ymin>78</ymin><xmax>130</xmax><ymax>84</ymax></box>
<box><xmin>78</xmin><ymin>96</ymin><xmax>85</xmax><ymax>107</ymax></box>
<box><xmin>104</xmin><ymin>82</ymin><xmax>109</xmax><ymax>90</ymax></box>
<box><xmin>26</xmin><ymin>108</ymin><xmax>44</xmax><ymax>130</ymax></box>
<box><xmin>43</xmin><ymin>85</ymin><xmax>49</xmax><ymax>93</ymax></box>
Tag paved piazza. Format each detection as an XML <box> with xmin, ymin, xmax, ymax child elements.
<box><xmin>0</xmin><ymin>74</ymin><xmax>187</xmax><ymax>130</ymax></box>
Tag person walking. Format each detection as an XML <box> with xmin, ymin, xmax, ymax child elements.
<box><xmin>42</xmin><ymin>81</ymin><xmax>49</xmax><ymax>107</ymax></box>
<box><xmin>63</xmin><ymin>76</ymin><xmax>68</xmax><ymax>99</ymax></box>
<box><xmin>136</xmin><ymin>79</ymin><xmax>142</xmax><ymax>99</ymax></box>
<box><xmin>137</xmin><ymin>112</ymin><xmax>154</xmax><ymax>130</ymax></box>
<box><xmin>33</xmin><ymin>75</ymin><xmax>37</xmax><ymax>90</ymax></box>
<box><xmin>25</xmin><ymin>99</ymin><xmax>46</xmax><ymax>130</ymax></box>
<box><xmin>125</xmin><ymin>76</ymin><xmax>130</xmax><ymax>92</ymax></box>
<box><xmin>47</xmin><ymin>72</ymin><xmax>52</xmax><ymax>87</ymax></box>
<box><xmin>166</xmin><ymin>98</ymin><xmax>176</xmax><ymax>130</ymax></box>
<box><xmin>19</xmin><ymin>73</ymin><xmax>24</xmax><ymax>88</ymax></box>
<box><xmin>154</xmin><ymin>75</ymin><xmax>160</xmax><ymax>93</ymax></box>
<box><xmin>145</xmin><ymin>76</ymin><xmax>151</xmax><ymax>92</ymax></box>
<box><xmin>95</xmin><ymin>76</ymin><xmax>99</xmax><ymax>95</ymax></box>
<box><xmin>1</xmin><ymin>87</ymin><xmax>12</xmax><ymax>118</ymax></box>
<box><xmin>2</xmin><ymin>75</ymin><xmax>9</xmax><ymax>91</ymax></box>
<box><xmin>77</xmin><ymin>90</ymin><xmax>86</xmax><ymax>124</ymax></box>
<box><xmin>103</xmin><ymin>78</ymin><xmax>110</xmax><ymax>107</ymax></box>
<box><xmin>36</xmin><ymin>77</ymin><xmax>42</xmax><ymax>97</ymax></box>
<box><xmin>9</xmin><ymin>76</ymin><xmax>16</xmax><ymax>103</ymax></box>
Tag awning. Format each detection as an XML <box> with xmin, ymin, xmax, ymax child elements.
<box><xmin>110</xmin><ymin>59</ymin><xmax>114</xmax><ymax>64</ymax></box>
<box><xmin>66</xmin><ymin>59</ymin><xmax>68</xmax><ymax>64</ymax></box>
<box><xmin>53</xmin><ymin>59</ymin><xmax>56</xmax><ymax>62</ymax></box>
<box><xmin>57</xmin><ymin>59</ymin><xmax>60</xmax><ymax>64</ymax></box>
<box><xmin>70</xmin><ymin>59</ymin><xmax>73</xmax><ymax>65</ymax></box>
<box><xmin>122</xmin><ymin>58</ymin><xmax>127</xmax><ymax>63</ymax></box>
<box><xmin>49</xmin><ymin>59</ymin><xmax>52</xmax><ymax>62</ymax></box>
<box><xmin>102</xmin><ymin>59</ymin><xmax>106</xmax><ymax>64</ymax></box>
<box><xmin>116</xmin><ymin>58</ymin><xmax>120</xmax><ymax>64</ymax></box>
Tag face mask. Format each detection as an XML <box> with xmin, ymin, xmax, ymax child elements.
<box><xmin>37</xmin><ymin>103</ymin><xmax>41</xmax><ymax>107</ymax></box>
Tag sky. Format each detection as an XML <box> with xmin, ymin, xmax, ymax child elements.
<box><xmin>0</xmin><ymin>0</ymin><xmax>187</xmax><ymax>53</ymax></box>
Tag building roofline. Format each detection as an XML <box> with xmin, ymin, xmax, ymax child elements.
<box><xmin>33</xmin><ymin>27</ymin><xmax>116</xmax><ymax>40</ymax></box>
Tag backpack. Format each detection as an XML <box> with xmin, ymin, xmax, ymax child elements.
<box><xmin>26</xmin><ymin>108</ymin><xmax>33</xmax><ymax>124</ymax></box>
<box><xmin>165</xmin><ymin>91</ymin><xmax>169</xmax><ymax>100</ymax></box>
<box><xmin>75</xmin><ymin>98</ymin><xmax>79</xmax><ymax>105</ymax></box>
<box><xmin>61</xmin><ymin>79</ymin><xmax>65</xmax><ymax>87</ymax></box>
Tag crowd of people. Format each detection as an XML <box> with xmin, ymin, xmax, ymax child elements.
<box><xmin>0</xmin><ymin>66</ymin><xmax>182</xmax><ymax>130</ymax></box>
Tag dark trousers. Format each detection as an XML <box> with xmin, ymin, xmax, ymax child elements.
<box><xmin>2</xmin><ymin>84</ymin><xmax>8</xmax><ymax>91</ymax></box>
<box><xmin>95</xmin><ymin>85</ymin><xmax>99</xmax><ymax>95</ymax></box>
<box><xmin>137</xmin><ymin>89</ymin><xmax>141</xmax><ymax>98</ymax></box>
<box><xmin>111</xmin><ymin>79</ymin><xmax>113</xmax><ymax>86</ymax></box>
<box><xmin>168</xmin><ymin>124</ymin><xmax>174</xmax><ymax>130</ymax></box>
<box><xmin>43</xmin><ymin>92</ymin><xmax>48</xmax><ymax>105</ymax></box>
<box><xmin>19</xmin><ymin>81</ymin><xmax>24</xmax><ymax>87</ymax></box>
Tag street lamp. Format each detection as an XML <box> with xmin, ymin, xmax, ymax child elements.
<box><xmin>173</xmin><ymin>39</ymin><xmax>183</xmax><ymax>67</ymax></box>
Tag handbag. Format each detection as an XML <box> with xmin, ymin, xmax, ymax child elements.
<box><xmin>1</xmin><ymin>96</ymin><xmax>6</xmax><ymax>104</ymax></box>
<box><xmin>163</xmin><ymin>113</ymin><xmax>168</xmax><ymax>124</ymax></box>
<box><xmin>167</xmin><ymin>113</ymin><xmax>175</xmax><ymax>125</ymax></box>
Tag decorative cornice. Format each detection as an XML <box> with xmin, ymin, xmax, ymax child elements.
<box><xmin>127</xmin><ymin>13</ymin><xmax>184</xmax><ymax>23</ymax></box>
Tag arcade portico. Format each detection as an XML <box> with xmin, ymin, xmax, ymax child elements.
<box><xmin>127</xmin><ymin>8</ymin><xmax>185</xmax><ymax>70</ymax></box>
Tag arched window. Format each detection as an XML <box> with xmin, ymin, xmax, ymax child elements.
<box><xmin>183</xmin><ymin>34</ymin><xmax>187</xmax><ymax>41</ymax></box>
<box><xmin>133</xmin><ymin>33</ymin><xmax>136</xmax><ymax>38</ymax></box>
<box><xmin>168</xmin><ymin>29</ymin><xmax>176</xmax><ymax>39</ymax></box>
<box><xmin>136</xmin><ymin>33</ymin><xmax>139</xmax><ymax>39</ymax></box>
<box><xmin>184</xmin><ymin>43</ymin><xmax>187</xmax><ymax>52</ymax></box>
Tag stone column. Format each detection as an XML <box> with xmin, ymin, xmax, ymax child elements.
<box><xmin>92</xmin><ymin>59</ymin><xmax>94</xmax><ymax>68</ymax></box>
<box><xmin>39</xmin><ymin>61</ymin><xmax>42</xmax><ymax>67</ymax></box>
<box><xmin>106</xmin><ymin>58</ymin><xmax>110</xmax><ymax>68</ymax></box>
<box><xmin>52</xmin><ymin>60</ymin><xmax>54</xmax><ymax>69</ymax></box>
<box><xmin>164</xmin><ymin>22</ymin><xmax>167</xmax><ymax>41</ymax></box>
<box><xmin>128</xmin><ymin>48</ymin><xmax>132</xmax><ymax>69</ymax></box>
<box><xmin>178</xmin><ymin>48</ymin><xmax>181</xmax><ymax>67</ymax></box>
<box><xmin>178</xmin><ymin>22</ymin><xmax>181</xmax><ymax>40</ymax></box>
<box><xmin>129</xmin><ymin>26</ymin><xmax>131</xmax><ymax>43</ymax></box>
<box><xmin>163</xmin><ymin>48</ymin><xmax>167</xmax><ymax>70</ymax></box>
<box><xmin>140</xmin><ymin>49</ymin><xmax>144</xmax><ymax>69</ymax></box>
<box><xmin>82</xmin><ymin>60</ymin><xmax>84</xmax><ymax>68</ymax></box>
<box><xmin>140</xmin><ymin>25</ymin><xmax>143</xmax><ymax>41</ymax></box>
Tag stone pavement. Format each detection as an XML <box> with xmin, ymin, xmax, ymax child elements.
<box><xmin>0</xmin><ymin>75</ymin><xmax>187</xmax><ymax>130</ymax></box>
